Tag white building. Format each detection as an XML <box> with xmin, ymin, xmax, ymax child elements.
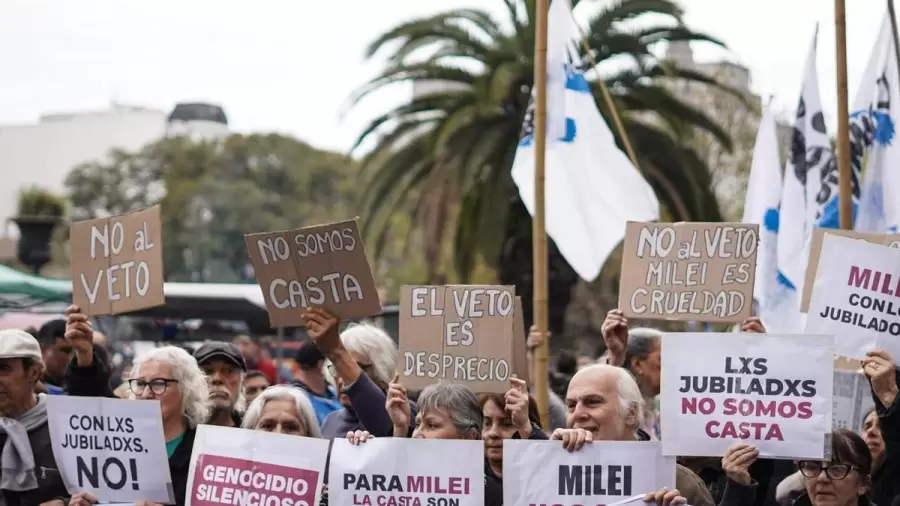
<box><xmin>0</xmin><ymin>102</ymin><xmax>229</xmax><ymax>236</ymax></box>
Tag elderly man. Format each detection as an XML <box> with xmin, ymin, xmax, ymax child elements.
<box><xmin>192</xmin><ymin>342</ymin><xmax>246</xmax><ymax>427</ymax></box>
<box><xmin>552</xmin><ymin>363</ymin><xmax>714</xmax><ymax>506</ymax></box>
<box><xmin>0</xmin><ymin>329</ymin><xmax>70</xmax><ymax>506</ymax></box>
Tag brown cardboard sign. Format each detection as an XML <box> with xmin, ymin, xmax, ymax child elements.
<box><xmin>618</xmin><ymin>221</ymin><xmax>759</xmax><ymax>322</ymax></box>
<box><xmin>800</xmin><ymin>228</ymin><xmax>900</xmax><ymax>312</ymax></box>
<box><xmin>70</xmin><ymin>205</ymin><xmax>165</xmax><ymax>316</ymax></box>
<box><xmin>245</xmin><ymin>219</ymin><xmax>381</xmax><ymax>327</ymax></box>
<box><xmin>399</xmin><ymin>285</ymin><xmax>516</xmax><ymax>393</ymax></box>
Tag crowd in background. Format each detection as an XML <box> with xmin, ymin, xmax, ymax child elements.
<box><xmin>0</xmin><ymin>306</ymin><xmax>895</xmax><ymax>506</ymax></box>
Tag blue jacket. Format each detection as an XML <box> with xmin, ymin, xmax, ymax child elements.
<box><xmin>292</xmin><ymin>381</ymin><xmax>342</xmax><ymax>425</ymax></box>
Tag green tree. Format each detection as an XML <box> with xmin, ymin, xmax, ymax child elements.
<box><xmin>65</xmin><ymin>134</ymin><xmax>365</xmax><ymax>282</ymax></box>
<box><xmin>351</xmin><ymin>0</ymin><xmax>738</xmax><ymax>334</ymax></box>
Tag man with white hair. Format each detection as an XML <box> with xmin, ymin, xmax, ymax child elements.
<box><xmin>552</xmin><ymin>363</ymin><xmax>714</xmax><ymax>506</ymax></box>
<box><xmin>192</xmin><ymin>342</ymin><xmax>247</xmax><ymax>427</ymax></box>
<box><xmin>0</xmin><ymin>329</ymin><xmax>70</xmax><ymax>506</ymax></box>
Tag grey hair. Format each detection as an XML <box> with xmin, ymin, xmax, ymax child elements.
<box><xmin>417</xmin><ymin>382</ymin><xmax>483</xmax><ymax>438</ymax></box>
<box><xmin>129</xmin><ymin>346</ymin><xmax>211</xmax><ymax>429</ymax></box>
<box><xmin>240</xmin><ymin>385</ymin><xmax>322</xmax><ymax>438</ymax></box>
<box><xmin>339</xmin><ymin>323</ymin><xmax>397</xmax><ymax>386</ymax></box>
<box><xmin>624</xmin><ymin>328</ymin><xmax>661</xmax><ymax>371</ymax></box>
<box><xmin>576</xmin><ymin>364</ymin><xmax>645</xmax><ymax>433</ymax></box>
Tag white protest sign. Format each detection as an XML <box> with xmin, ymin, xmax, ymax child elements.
<box><xmin>46</xmin><ymin>396</ymin><xmax>172</xmax><ymax>504</ymax></box>
<box><xmin>660</xmin><ymin>333</ymin><xmax>833</xmax><ymax>460</ymax></box>
<box><xmin>185</xmin><ymin>425</ymin><xmax>329</xmax><ymax>506</ymax></box>
<box><xmin>806</xmin><ymin>234</ymin><xmax>900</xmax><ymax>360</ymax></box>
<box><xmin>503</xmin><ymin>440</ymin><xmax>675</xmax><ymax>506</ymax></box>
<box><xmin>832</xmin><ymin>359</ymin><xmax>876</xmax><ymax>431</ymax></box>
<box><xmin>329</xmin><ymin>438</ymin><xmax>483</xmax><ymax>506</ymax></box>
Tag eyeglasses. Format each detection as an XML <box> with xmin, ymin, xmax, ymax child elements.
<box><xmin>128</xmin><ymin>378</ymin><xmax>179</xmax><ymax>396</ymax></box>
<box><xmin>798</xmin><ymin>461</ymin><xmax>856</xmax><ymax>480</ymax></box>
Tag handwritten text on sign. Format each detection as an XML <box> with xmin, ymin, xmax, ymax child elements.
<box><xmin>618</xmin><ymin>222</ymin><xmax>758</xmax><ymax>322</ymax></box>
<box><xmin>399</xmin><ymin>286</ymin><xmax>516</xmax><ymax>393</ymax></box>
<box><xmin>246</xmin><ymin>219</ymin><xmax>382</xmax><ymax>327</ymax></box>
<box><xmin>660</xmin><ymin>333</ymin><xmax>832</xmax><ymax>459</ymax></box>
<box><xmin>69</xmin><ymin>206</ymin><xmax>165</xmax><ymax>316</ymax></box>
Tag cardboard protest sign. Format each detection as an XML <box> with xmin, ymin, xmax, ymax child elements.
<box><xmin>801</xmin><ymin>229</ymin><xmax>900</xmax><ymax>311</ymax></box>
<box><xmin>805</xmin><ymin>234</ymin><xmax>900</xmax><ymax>360</ymax></box>
<box><xmin>46</xmin><ymin>396</ymin><xmax>172</xmax><ymax>503</ymax></box>
<box><xmin>832</xmin><ymin>357</ymin><xmax>876</xmax><ymax>431</ymax></box>
<box><xmin>398</xmin><ymin>285</ymin><xmax>519</xmax><ymax>393</ymax></box>
<box><xmin>618</xmin><ymin>222</ymin><xmax>759</xmax><ymax>322</ymax></box>
<box><xmin>185</xmin><ymin>425</ymin><xmax>329</xmax><ymax>506</ymax></box>
<box><xmin>245</xmin><ymin>219</ymin><xmax>381</xmax><ymax>327</ymax></box>
<box><xmin>329</xmin><ymin>438</ymin><xmax>483</xmax><ymax>506</ymax></box>
<box><xmin>503</xmin><ymin>440</ymin><xmax>675</xmax><ymax>506</ymax></box>
<box><xmin>660</xmin><ymin>332</ymin><xmax>833</xmax><ymax>459</ymax></box>
<box><xmin>69</xmin><ymin>206</ymin><xmax>165</xmax><ymax>315</ymax></box>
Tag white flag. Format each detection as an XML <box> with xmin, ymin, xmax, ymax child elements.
<box><xmin>776</xmin><ymin>30</ymin><xmax>832</xmax><ymax>299</ymax></box>
<box><xmin>742</xmin><ymin>108</ymin><xmax>801</xmax><ymax>332</ymax></box>
<box><xmin>854</xmin><ymin>13</ymin><xmax>900</xmax><ymax>233</ymax></box>
<box><xmin>511</xmin><ymin>0</ymin><xmax>659</xmax><ymax>281</ymax></box>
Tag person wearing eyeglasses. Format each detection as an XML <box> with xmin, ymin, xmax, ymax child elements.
<box><xmin>718</xmin><ymin>429</ymin><xmax>876</xmax><ymax>506</ymax></box>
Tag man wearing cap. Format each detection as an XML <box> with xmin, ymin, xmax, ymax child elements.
<box><xmin>0</xmin><ymin>329</ymin><xmax>70</xmax><ymax>506</ymax></box>
<box><xmin>292</xmin><ymin>339</ymin><xmax>341</xmax><ymax>425</ymax></box>
<box><xmin>192</xmin><ymin>342</ymin><xmax>247</xmax><ymax>427</ymax></box>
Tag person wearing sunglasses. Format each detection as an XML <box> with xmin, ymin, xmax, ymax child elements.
<box><xmin>718</xmin><ymin>429</ymin><xmax>875</xmax><ymax>506</ymax></box>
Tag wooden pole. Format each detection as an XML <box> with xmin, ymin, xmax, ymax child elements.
<box><xmin>835</xmin><ymin>0</ymin><xmax>854</xmax><ymax>230</ymax></box>
<box><xmin>532</xmin><ymin>0</ymin><xmax>551</xmax><ymax>431</ymax></box>
<box><xmin>888</xmin><ymin>0</ymin><xmax>900</xmax><ymax>80</ymax></box>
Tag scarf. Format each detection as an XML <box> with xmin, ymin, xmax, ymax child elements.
<box><xmin>0</xmin><ymin>394</ymin><xmax>48</xmax><ymax>491</ymax></box>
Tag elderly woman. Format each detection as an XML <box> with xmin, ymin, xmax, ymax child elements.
<box><xmin>65</xmin><ymin>309</ymin><xmax>210</xmax><ymax>506</ymax></box>
<box><xmin>241</xmin><ymin>385</ymin><xmax>322</xmax><ymax>437</ymax></box>
<box><xmin>302</xmin><ymin>308</ymin><xmax>416</xmax><ymax>438</ymax></box>
<box><xmin>719</xmin><ymin>429</ymin><xmax>877</xmax><ymax>506</ymax></box>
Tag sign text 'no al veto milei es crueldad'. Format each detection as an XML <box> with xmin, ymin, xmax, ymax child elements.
<box><xmin>69</xmin><ymin>206</ymin><xmax>165</xmax><ymax>316</ymax></box>
<box><xmin>398</xmin><ymin>285</ymin><xmax>527</xmax><ymax>394</ymax></box>
<box><xmin>245</xmin><ymin>219</ymin><xmax>382</xmax><ymax>327</ymax></box>
<box><xmin>618</xmin><ymin>222</ymin><xmax>759</xmax><ymax>322</ymax></box>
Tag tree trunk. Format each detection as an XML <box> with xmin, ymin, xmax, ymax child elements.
<box><xmin>497</xmin><ymin>197</ymin><xmax>579</xmax><ymax>339</ymax></box>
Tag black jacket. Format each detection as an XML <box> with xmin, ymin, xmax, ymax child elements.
<box><xmin>0</xmin><ymin>423</ymin><xmax>70</xmax><ymax>506</ymax></box>
<box><xmin>168</xmin><ymin>428</ymin><xmax>196</xmax><ymax>506</ymax></box>
<box><xmin>870</xmin><ymin>379</ymin><xmax>899</xmax><ymax>506</ymax></box>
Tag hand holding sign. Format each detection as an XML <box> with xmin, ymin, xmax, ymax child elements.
<box><xmin>505</xmin><ymin>377</ymin><xmax>531</xmax><ymax>436</ymax></box>
<box><xmin>65</xmin><ymin>305</ymin><xmax>94</xmax><ymax>366</ymax></box>
<box><xmin>303</xmin><ymin>308</ymin><xmax>341</xmax><ymax>356</ymax></box>
<box><xmin>551</xmin><ymin>427</ymin><xmax>593</xmax><ymax>452</ymax></box>
<box><xmin>68</xmin><ymin>491</ymin><xmax>99</xmax><ymax>506</ymax></box>
<box><xmin>386</xmin><ymin>374</ymin><xmax>411</xmax><ymax>437</ymax></box>
<box><xmin>741</xmin><ymin>317</ymin><xmax>766</xmax><ymax>334</ymax></box>
<box><xmin>602</xmin><ymin>309</ymin><xmax>629</xmax><ymax>365</ymax></box>
<box><xmin>862</xmin><ymin>351</ymin><xmax>899</xmax><ymax>408</ymax></box>
<box><xmin>721</xmin><ymin>443</ymin><xmax>759</xmax><ymax>486</ymax></box>
<box><xmin>643</xmin><ymin>488</ymin><xmax>686</xmax><ymax>506</ymax></box>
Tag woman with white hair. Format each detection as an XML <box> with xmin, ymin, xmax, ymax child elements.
<box><xmin>302</xmin><ymin>308</ymin><xmax>417</xmax><ymax>438</ymax></box>
<box><xmin>65</xmin><ymin>309</ymin><xmax>210</xmax><ymax>506</ymax></box>
<box><xmin>241</xmin><ymin>385</ymin><xmax>322</xmax><ymax>437</ymax></box>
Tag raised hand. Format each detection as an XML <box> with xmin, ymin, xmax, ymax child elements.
<box><xmin>385</xmin><ymin>374</ymin><xmax>411</xmax><ymax>437</ymax></box>
<box><xmin>505</xmin><ymin>377</ymin><xmax>532</xmax><ymax>436</ymax></box>
<box><xmin>65</xmin><ymin>305</ymin><xmax>94</xmax><ymax>366</ymax></box>
<box><xmin>721</xmin><ymin>442</ymin><xmax>759</xmax><ymax>486</ymax></box>
<box><xmin>862</xmin><ymin>350</ymin><xmax>898</xmax><ymax>408</ymax></box>
<box><xmin>302</xmin><ymin>308</ymin><xmax>342</xmax><ymax>355</ymax></box>
<box><xmin>601</xmin><ymin>309</ymin><xmax>628</xmax><ymax>365</ymax></box>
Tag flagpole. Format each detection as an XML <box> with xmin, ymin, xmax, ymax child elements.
<box><xmin>888</xmin><ymin>0</ymin><xmax>900</xmax><ymax>79</ymax></box>
<box><xmin>835</xmin><ymin>0</ymin><xmax>854</xmax><ymax>230</ymax></box>
<box><xmin>532</xmin><ymin>0</ymin><xmax>551</xmax><ymax>431</ymax></box>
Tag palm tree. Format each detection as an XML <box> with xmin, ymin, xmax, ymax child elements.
<box><xmin>350</xmin><ymin>0</ymin><xmax>738</xmax><ymax>335</ymax></box>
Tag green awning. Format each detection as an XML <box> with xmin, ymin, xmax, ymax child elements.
<box><xmin>0</xmin><ymin>265</ymin><xmax>72</xmax><ymax>301</ymax></box>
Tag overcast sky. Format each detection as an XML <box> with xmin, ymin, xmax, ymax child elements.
<box><xmin>0</xmin><ymin>0</ymin><xmax>885</xmax><ymax>153</ymax></box>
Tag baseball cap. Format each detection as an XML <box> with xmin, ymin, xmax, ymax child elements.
<box><xmin>294</xmin><ymin>339</ymin><xmax>325</xmax><ymax>368</ymax></box>
<box><xmin>0</xmin><ymin>329</ymin><xmax>43</xmax><ymax>362</ymax></box>
<box><xmin>193</xmin><ymin>342</ymin><xmax>247</xmax><ymax>371</ymax></box>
